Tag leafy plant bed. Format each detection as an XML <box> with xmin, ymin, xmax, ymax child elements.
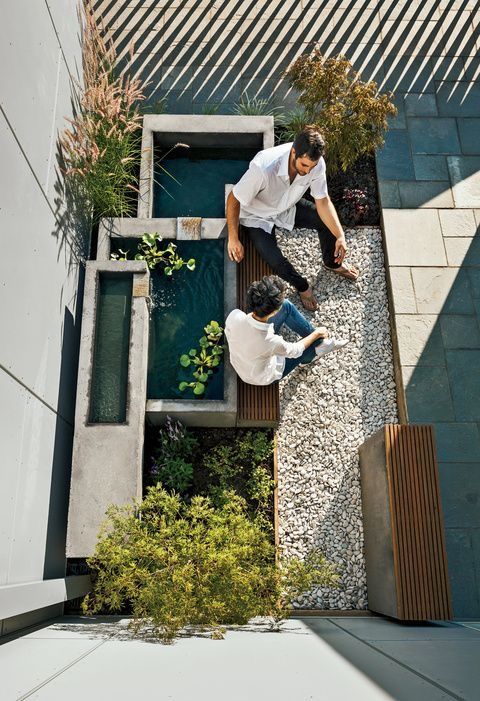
<box><xmin>302</xmin><ymin>154</ymin><xmax>379</xmax><ymax>228</ymax></box>
<box><xmin>144</xmin><ymin>421</ymin><xmax>276</xmax><ymax>536</ymax></box>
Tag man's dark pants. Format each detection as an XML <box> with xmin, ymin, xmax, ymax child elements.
<box><xmin>241</xmin><ymin>198</ymin><xmax>339</xmax><ymax>293</ymax></box>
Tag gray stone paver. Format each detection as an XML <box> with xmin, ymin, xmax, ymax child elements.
<box><xmin>100</xmin><ymin>0</ymin><xmax>480</xmax><ymax>616</ymax></box>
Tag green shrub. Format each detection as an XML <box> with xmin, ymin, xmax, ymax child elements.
<box><xmin>148</xmin><ymin>417</ymin><xmax>198</xmax><ymax>494</ymax></box>
<box><xmin>84</xmin><ymin>486</ymin><xmax>339</xmax><ymax>642</ymax></box>
<box><xmin>284</xmin><ymin>51</ymin><xmax>397</xmax><ymax>174</ymax></box>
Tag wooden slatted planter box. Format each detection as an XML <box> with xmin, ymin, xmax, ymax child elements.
<box><xmin>359</xmin><ymin>424</ymin><xmax>453</xmax><ymax>621</ymax></box>
<box><xmin>236</xmin><ymin>227</ymin><xmax>280</xmax><ymax>427</ymax></box>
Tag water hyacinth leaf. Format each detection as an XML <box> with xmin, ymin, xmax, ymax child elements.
<box><xmin>187</xmin><ymin>259</ymin><xmax>196</xmax><ymax>270</ymax></box>
<box><xmin>178</xmin><ymin>382</ymin><xmax>189</xmax><ymax>391</ymax></box>
<box><xmin>189</xmin><ymin>349</ymin><xmax>197</xmax><ymax>357</ymax></box>
<box><xmin>180</xmin><ymin>354</ymin><xmax>191</xmax><ymax>367</ymax></box>
<box><xmin>199</xmin><ymin>336</ymin><xmax>208</xmax><ymax>348</ymax></box>
<box><xmin>198</xmin><ymin>373</ymin><xmax>208</xmax><ymax>383</ymax></box>
<box><xmin>193</xmin><ymin>382</ymin><xmax>205</xmax><ymax>396</ymax></box>
<box><xmin>164</xmin><ymin>266</ymin><xmax>172</xmax><ymax>275</ymax></box>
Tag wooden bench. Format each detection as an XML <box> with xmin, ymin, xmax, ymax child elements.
<box><xmin>359</xmin><ymin>424</ymin><xmax>453</xmax><ymax>620</ymax></box>
<box><xmin>236</xmin><ymin>228</ymin><xmax>280</xmax><ymax>427</ymax></box>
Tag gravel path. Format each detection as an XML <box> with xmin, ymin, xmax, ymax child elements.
<box><xmin>275</xmin><ymin>226</ymin><xmax>398</xmax><ymax>610</ymax></box>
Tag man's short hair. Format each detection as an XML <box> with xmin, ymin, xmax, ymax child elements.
<box><xmin>246</xmin><ymin>275</ymin><xmax>286</xmax><ymax>317</ymax></box>
<box><xmin>293</xmin><ymin>125</ymin><xmax>325</xmax><ymax>161</ymax></box>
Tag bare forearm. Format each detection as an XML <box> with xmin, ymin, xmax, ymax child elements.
<box><xmin>315</xmin><ymin>197</ymin><xmax>344</xmax><ymax>239</ymax></box>
<box><xmin>302</xmin><ymin>328</ymin><xmax>326</xmax><ymax>349</ymax></box>
<box><xmin>226</xmin><ymin>191</ymin><xmax>240</xmax><ymax>241</ymax></box>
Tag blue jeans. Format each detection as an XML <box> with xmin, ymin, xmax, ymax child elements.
<box><xmin>270</xmin><ymin>300</ymin><xmax>322</xmax><ymax>378</ymax></box>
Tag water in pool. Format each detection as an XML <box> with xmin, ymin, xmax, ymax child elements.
<box><xmin>110</xmin><ymin>238</ymin><xmax>225</xmax><ymax>400</ymax></box>
<box><xmin>89</xmin><ymin>273</ymin><xmax>132</xmax><ymax>423</ymax></box>
<box><xmin>153</xmin><ymin>146</ymin><xmax>256</xmax><ymax>218</ymax></box>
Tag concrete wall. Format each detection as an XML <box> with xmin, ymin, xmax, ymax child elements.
<box><xmin>0</xmin><ymin>1</ymin><xmax>88</xmax><ymax>635</ymax></box>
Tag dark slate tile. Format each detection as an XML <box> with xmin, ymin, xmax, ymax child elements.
<box><xmin>440</xmin><ymin>315</ymin><xmax>480</xmax><ymax>349</ymax></box>
<box><xmin>157</xmin><ymin>89</ymin><xmax>193</xmax><ymax>114</ymax></box>
<box><xmin>406</xmin><ymin>366</ymin><xmax>455</xmax><ymax>422</ymax></box>
<box><xmin>457</xmin><ymin>118</ymin><xmax>480</xmax><ymax>155</ymax></box>
<box><xmin>191</xmin><ymin>68</ymin><xmax>242</xmax><ymax>103</ymax></box>
<box><xmin>434</xmin><ymin>422</ymin><xmax>480</xmax><ymax>463</ymax></box>
<box><xmin>377</xmin><ymin>180</ymin><xmax>401</xmax><ymax>208</ymax></box>
<box><xmin>404</xmin><ymin>93</ymin><xmax>438</xmax><ymax>116</ymax></box>
<box><xmin>381</xmin><ymin>56</ymin><xmax>435</xmax><ymax>93</ymax></box>
<box><xmin>446</xmin><ymin>350</ymin><xmax>480</xmax><ymax>421</ymax></box>
<box><xmin>417</xmin><ymin>322</ymin><xmax>446</xmax><ymax>366</ymax></box>
<box><xmin>463</xmin><ymin>56</ymin><xmax>480</xmax><ymax>81</ymax></box>
<box><xmin>430</xmin><ymin>55</ymin><xmax>466</xmax><ymax>82</ymax></box>
<box><xmin>408</xmin><ymin>117</ymin><xmax>461</xmax><ymax>154</ymax></box>
<box><xmin>438</xmin><ymin>463</ymin><xmax>480</xmax><ymax>528</ymax></box>
<box><xmin>388</xmin><ymin>92</ymin><xmax>406</xmax><ymax>129</ymax></box>
<box><xmin>376</xmin><ymin>130</ymin><xmax>414</xmax><ymax>180</ymax></box>
<box><xmin>442</xmin><ymin>269</ymin><xmax>475</xmax><ymax>315</ymax></box>
<box><xmin>398</xmin><ymin>180</ymin><xmax>453</xmax><ymax>207</ymax></box>
<box><xmin>468</xmin><ymin>269</ymin><xmax>480</xmax><ymax>299</ymax></box>
<box><xmin>472</xmin><ymin>530</ymin><xmax>480</xmax><ymax>615</ymax></box>
<box><xmin>413</xmin><ymin>155</ymin><xmax>450</xmax><ymax>181</ymax></box>
<box><xmin>444</xmin><ymin>528</ymin><xmax>480</xmax><ymax>618</ymax></box>
<box><xmin>161</xmin><ymin>66</ymin><xmax>193</xmax><ymax>91</ymax></box>
<box><xmin>437</xmin><ymin>81</ymin><xmax>480</xmax><ymax>117</ymax></box>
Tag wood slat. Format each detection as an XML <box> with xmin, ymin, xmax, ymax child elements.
<box><xmin>385</xmin><ymin>425</ymin><xmax>453</xmax><ymax>620</ymax></box>
<box><xmin>236</xmin><ymin>228</ymin><xmax>279</xmax><ymax>426</ymax></box>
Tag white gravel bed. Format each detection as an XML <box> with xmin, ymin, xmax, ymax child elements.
<box><xmin>275</xmin><ymin>226</ymin><xmax>398</xmax><ymax>610</ymax></box>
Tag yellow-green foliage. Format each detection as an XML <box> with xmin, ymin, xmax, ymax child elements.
<box><xmin>284</xmin><ymin>51</ymin><xmax>397</xmax><ymax>174</ymax></box>
<box><xmin>84</xmin><ymin>486</ymin><xmax>339</xmax><ymax>642</ymax></box>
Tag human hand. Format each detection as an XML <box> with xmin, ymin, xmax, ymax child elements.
<box><xmin>228</xmin><ymin>237</ymin><xmax>244</xmax><ymax>263</ymax></box>
<box><xmin>334</xmin><ymin>235</ymin><xmax>347</xmax><ymax>264</ymax></box>
<box><xmin>315</xmin><ymin>326</ymin><xmax>329</xmax><ymax>339</ymax></box>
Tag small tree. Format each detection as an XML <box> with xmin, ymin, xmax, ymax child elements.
<box><xmin>284</xmin><ymin>51</ymin><xmax>396</xmax><ymax>174</ymax></box>
<box><xmin>83</xmin><ymin>486</ymin><xmax>339</xmax><ymax>642</ymax></box>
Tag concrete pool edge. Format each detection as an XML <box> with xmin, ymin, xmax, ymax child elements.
<box><xmin>97</xmin><ymin>216</ymin><xmax>238</xmax><ymax>427</ymax></box>
<box><xmin>138</xmin><ymin>114</ymin><xmax>275</xmax><ymax>218</ymax></box>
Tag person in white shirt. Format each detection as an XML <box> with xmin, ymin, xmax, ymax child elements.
<box><xmin>226</xmin><ymin>126</ymin><xmax>359</xmax><ymax>312</ymax></box>
<box><xmin>225</xmin><ymin>275</ymin><xmax>348</xmax><ymax>386</ymax></box>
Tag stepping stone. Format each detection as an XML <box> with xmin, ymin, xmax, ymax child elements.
<box><xmin>439</xmin><ymin>209</ymin><xmax>478</xmax><ymax>237</ymax></box>
<box><xmin>412</xmin><ymin>267</ymin><xmax>474</xmax><ymax>314</ymax></box>
<box><xmin>383</xmin><ymin>210</ymin><xmax>446</xmax><ymax>265</ymax></box>
<box><xmin>434</xmin><ymin>422</ymin><xmax>480</xmax><ymax>462</ymax></box>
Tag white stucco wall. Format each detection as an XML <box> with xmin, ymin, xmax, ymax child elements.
<box><xmin>0</xmin><ymin>0</ymin><xmax>87</xmax><ymax>635</ymax></box>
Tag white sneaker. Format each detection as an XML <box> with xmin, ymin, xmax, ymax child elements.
<box><xmin>315</xmin><ymin>337</ymin><xmax>349</xmax><ymax>359</ymax></box>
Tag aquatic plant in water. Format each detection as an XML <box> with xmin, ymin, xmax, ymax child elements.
<box><xmin>178</xmin><ymin>321</ymin><xmax>224</xmax><ymax>396</ymax></box>
<box><xmin>111</xmin><ymin>233</ymin><xmax>195</xmax><ymax>275</ymax></box>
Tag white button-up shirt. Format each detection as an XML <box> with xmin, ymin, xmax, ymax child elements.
<box><xmin>225</xmin><ymin>309</ymin><xmax>305</xmax><ymax>385</ymax></box>
<box><xmin>232</xmin><ymin>142</ymin><xmax>328</xmax><ymax>233</ymax></box>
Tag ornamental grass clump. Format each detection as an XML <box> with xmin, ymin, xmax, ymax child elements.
<box><xmin>59</xmin><ymin>2</ymin><xmax>147</xmax><ymax>221</ymax></box>
<box><xmin>284</xmin><ymin>51</ymin><xmax>397</xmax><ymax>174</ymax></box>
<box><xmin>83</xmin><ymin>485</ymin><xmax>339</xmax><ymax>642</ymax></box>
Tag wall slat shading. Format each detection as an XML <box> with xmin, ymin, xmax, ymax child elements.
<box><xmin>236</xmin><ymin>228</ymin><xmax>279</xmax><ymax>427</ymax></box>
<box><xmin>361</xmin><ymin>424</ymin><xmax>453</xmax><ymax>620</ymax></box>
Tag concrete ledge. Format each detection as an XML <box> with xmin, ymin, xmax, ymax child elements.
<box><xmin>0</xmin><ymin>576</ymin><xmax>91</xmax><ymax>621</ymax></box>
<box><xmin>67</xmin><ymin>261</ymin><xmax>150</xmax><ymax>557</ymax></box>
<box><xmin>138</xmin><ymin>114</ymin><xmax>274</xmax><ymax>218</ymax></box>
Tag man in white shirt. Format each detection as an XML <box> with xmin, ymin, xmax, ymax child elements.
<box><xmin>226</xmin><ymin>126</ymin><xmax>359</xmax><ymax>311</ymax></box>
<box><xmin>225</xmin><ymin>276</ymin><xmax>348</xmax><ymax>386</ymax></box>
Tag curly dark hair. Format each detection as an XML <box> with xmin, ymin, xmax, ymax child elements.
<box><xmin>293</xmin><ymin>125</ymin><xmax>325</xmax><ymax>161</ymax></box>
<box><xmin>246</xmin><ymin>275</ymin><xmax>286</xmax><ymax>317</ymax></box>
